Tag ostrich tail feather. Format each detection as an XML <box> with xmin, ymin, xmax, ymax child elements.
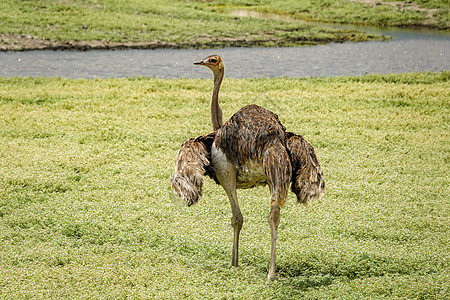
<box><xmin>171</xmin><ymin>133</ymin><xmax>216</xmax><ymax>206</ymax></box>
<box><xmin>286</xmin><ymin>132</ymin><xmax>325</xmax><ymax>204</ymax></box>
<box><xmin>171</xmin><ymin>166</ymin><xmax>204</xmax><ymax>206</ymax></box>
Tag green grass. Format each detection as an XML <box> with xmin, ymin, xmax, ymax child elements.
<box><xmin>0</xmin><ymin>73</ymin><xmax>449</xmax><ymax>298</ymax></box>
<box><xmin>203</xmin><ymin>0</ymin><xmax>450</xmax><ymax>29</ymax></box>
<box><xmin>0</xmin><ymin>0</ymin><xmax>383</xmax><ymax>50</ymax></box>
<box><xmin>1</xmin><ymin>1</ymin><xmax>448</xmax><ymax>50</ymax></box>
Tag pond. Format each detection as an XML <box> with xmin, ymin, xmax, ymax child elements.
<box><xmin>0</xmin><ymin>27</ymin><xmax>448</xmax><ymax>78</ymax></box>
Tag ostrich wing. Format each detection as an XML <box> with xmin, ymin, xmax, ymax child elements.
<box><xmin>286</xmin><ymin>132</ymin><xmax>325</xmax><ymax>204</ymax></box>
<box><xmin>171</xmin><ymin>132</ymin><xmax>217</xmax><ymax>206</ymax></box>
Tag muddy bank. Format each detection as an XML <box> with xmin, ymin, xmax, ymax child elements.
<box><xmin>0</xmin><ymin>34</ymin><xmax>181</xmax><ymax>51</ymax></box>
<box><xmin>0</xmin><ymin>32</ymin><xmax>380</xmax><ymax>51</ymax></box>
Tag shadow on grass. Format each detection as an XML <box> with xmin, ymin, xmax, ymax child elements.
<box><xmin>245</xmin><ymin>257</ymin><xmax>339</xmax><ymax>292</ymax></box>
<box><xmin>279</xmin><ymin>273</ymin><xmax>336</xmax><ymax>290</ymax></box>
<box><xmin>259</xmin><ymin>252</ymin><xmax>415</xmax><ymax>295</ymax></box>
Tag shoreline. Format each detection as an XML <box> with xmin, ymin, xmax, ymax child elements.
<box><xmin>2</xmin><ymin>23</ymin><xmax>447</xmax><ymax>52</ymax></box>
<box><xmin>0</xmin><ymin>33</ymin><xmax>385</xmax><ymax>52</ymax></box>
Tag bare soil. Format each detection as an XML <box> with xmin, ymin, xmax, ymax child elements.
<box><xmin>0</xmin><ymin>34</ymin><xmax>182</xmax><ymax>51</ymax></box>
<box><xmin>0</xmin><ymin>32</ymin><xmax>366</xmax><ymax>52</ymax></box>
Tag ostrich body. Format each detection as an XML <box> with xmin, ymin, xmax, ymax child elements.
<box><xmin>171</xmin><ymin>55</ymin><xmax>325</xmax><ymax>280</ymax></box>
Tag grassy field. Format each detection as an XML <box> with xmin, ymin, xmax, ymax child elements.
<box><xmin>0</xmin><ymin>72</ymin><xmax>449</xmax><ymax>298</ymax></box>
<box><xmin>0</xmin><ymin>0</ymin><xmax>379</xmax><ymax>50</ymax></box>
<box><xmin>1</xmin><ymin>0</ymin><xmax>448</xmax><ymax>50</ymax></box>
<box><xmin>206</xmin><ymin>0</ymin><xmax>450</xmax><ymax>29</ymax></box>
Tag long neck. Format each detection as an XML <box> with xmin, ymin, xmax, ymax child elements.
<box><xmin>211</xmin><ymin>68</ymin><xmax>224</xmax><ymax>131</ymax></box>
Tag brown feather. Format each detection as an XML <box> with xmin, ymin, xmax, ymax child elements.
<box><xmin>286</xmin><ymin>132</ymin><xmax>325</xmax><ymax>204</ymax></box>
<box><xmin>215</xmin><ymin>105</ymin><xmax>285</xmax><ymax>163</ymax></box>
<box><xmin>214</xmin><ymin>104</ymin><xmax>291</xmax><ymax>205</ymax></box>
<box><xmin>262</xmin><ymin>139</ymin><xmax>291</xmax><ymax>207</ymax></box>
<box><xmin>171</xmin><ymin>132</ymin><xmax>217</xmax><ymax>206</ymax></box>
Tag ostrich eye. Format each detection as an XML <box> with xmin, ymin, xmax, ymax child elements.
<box><xmin>210</xmin><ymin>58</ymin><xmax>217</xmax><ymax>63</ymax></box>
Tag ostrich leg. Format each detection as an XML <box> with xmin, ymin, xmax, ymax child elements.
<box><xmin>212</xmin><ymin>145</ymin><xmax>243</xmax><ymax>267</ymax></box>
<box><xmin>267</xmin><ymin>203</ymin><xmax>280</xmax><ymax>280</ymax></box>
<box><xmin>229</xmin><ymin>190</ymin><xmax>243</xmax><ymax>267</ymax></box>
<box><xmin>219</xmin><ymin>167</ymin><xmax>242</xmax><ymax>267</ymax></box>
<box><xmin>263</xmin><ymin>144</ymin><xmax>290</xmax><ymax>281</ymax></box>
<box><xmin>222</xmin><ymin>179</ymin><xmax>242</xmax><ymax>267</ymax></box>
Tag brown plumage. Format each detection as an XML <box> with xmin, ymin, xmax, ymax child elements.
<box><xmin>171</xmin><ymin>132</ymin><xmax>216</xmax><ymax>206</ymax></box>
<box><xmin>171</xmin><ymin>55</ymin><xmax>324</xmax><ymax>280</ymax></box>
<box><xmin>286</xmin><ymin>132</ymin><xmax>325</xmax><ymax>204</ymax></box>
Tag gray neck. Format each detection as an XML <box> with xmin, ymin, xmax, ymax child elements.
<box><xmin>211</xmin><ymin>68</ymin><xmax>224</xmax><ymax>131</ymax></box>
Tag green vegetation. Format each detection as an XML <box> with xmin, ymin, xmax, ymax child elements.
<box><xmin>0</xmin><ymin>0</ymin><xmax>450</xmax><ymax>50</ymax></box>
<box><xmin>0</xmin><ymin>0</ymin><xmax>380</xmax><ymax>50</ymax></box>
<box><xmin>1</xmin><ymin>0</ymin><xmax>448</xmax><ymax>50</ymax></box>
<box><xmin>204</xmin><ymin>0</ymin><xmax>450</xmax><ymax>29</ymax></box>
<box><xmin>0</xmin><ymin>73</ymin><xmax>449</xmax><ymax>298</ymax></box>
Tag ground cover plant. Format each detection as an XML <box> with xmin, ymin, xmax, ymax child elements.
<box><xmin>0</xmin><ymin>0</ymin><xmax>381</xmax><ymax>51</ymax></box>
<box><xmin>1</xmin><ymin>1</ymin><xmax>448</xmax><ymax>51</ymax></box>
<box><xmin>3</xmin><ymin>0</ymin><xmax>449</xmax><ymax>51</ymax></box>
<box><xmin>0</xmin><ymin>72</ymin><xmax>448</xmax><ymax>298</ymax></box>
<box><xmin>203</xmin><ymin>0</ymin><xmax>450</xmax><ymax>29</ymax></box>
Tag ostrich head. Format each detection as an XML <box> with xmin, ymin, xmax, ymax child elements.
<box><xmin>194</xmin><ymin>55</ymin><xmax>224</xmax><ymax>76</ymax></box>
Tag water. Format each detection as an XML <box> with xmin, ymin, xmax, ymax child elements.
<box><xmin>0</xmin><ymin>28</ymin><xmax>449</xmax><ymax>78</ymax></box>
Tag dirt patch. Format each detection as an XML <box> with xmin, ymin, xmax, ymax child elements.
<box><xmin>0</xmin><ymin>33</ymin><xmax>289</xmax><ymax>51</ymax></box>
<box><xmin>0</xmin><ymin>31</ymin><xmax>375</xmax><ymax>51</ymax></box>
<box><xmin>0</xmin><ymin>34</ymin><xmax>182</xmax><ymax>51</ymax></box>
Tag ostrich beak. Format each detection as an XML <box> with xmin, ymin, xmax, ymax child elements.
<box><xmin>194</xmin><ymin>60</ymin><xmax>205</xmax><ymax>65</ymax></box>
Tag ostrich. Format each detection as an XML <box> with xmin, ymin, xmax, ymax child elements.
<box><xmin>171</xmin><ymin>55</ymin><xmax>325</xmax><ymax>280</ymax></box>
